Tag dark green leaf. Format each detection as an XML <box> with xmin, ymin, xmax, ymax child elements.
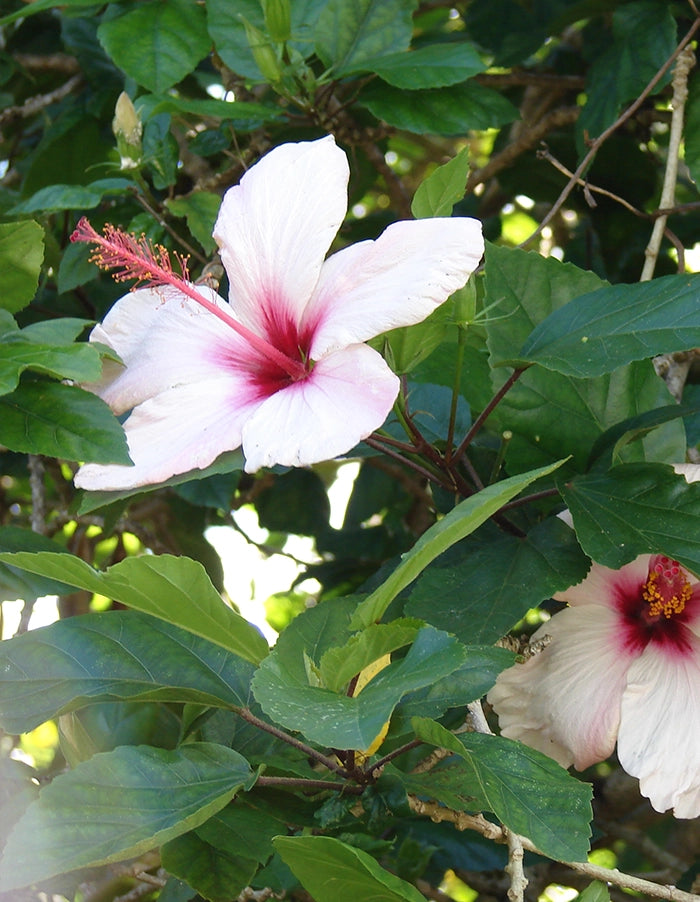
<box><xmin>98</xmin><ymin>0</ymin><xmax>210</xmax><ymax>94</ymax></box>
<box><xmin>0</xmin><ymin>551</ymin><xmax>268</xmax><ymax>663</ymax></box>
<box><xmin>0</xmin><ymin>381</ymin><xmax>131</xmax><ymax>464</ymax></box>
<box><xmin>319</xmin><ymin>620</ymin><xmax>420</xmax><ymax>693</ymax></box>
<box><xmin>684</xmin><ymin>71</ymin><xmax>700</xmax><ymax>187</ymax></box>
<box><xmin>9</xmin><ymin>179</ymin><xmax>130</xmax><ymax>215</ymax></box>
<box><xmin>315</xmin><ymin>0</ymin><xmax>417</xmax><ymax>71</ymax></box>
<box><xmin>0</xmin><ymin>743</ymin><xmax>254</xmax><ymax>890</ymax></box>
<box><xmin>519</xmin><ymin>273</ymin><xmax>700</xmax><ymax>377</ymax></box>
<box><xmin>341</xmin><ymin>42</ymin><xmax>485</xmax><ymax>88</ymax></box>
<box><xmin>351</xmin><ymin>460</ymin><xmax>566</xmax><ymax>629</ymax></box>
<box><xmin>0</xmin><ymin>339</ymin><xmax>103</xmax><ymax>396</ymax></box>
<box><xmin>577</xmin><ymin>883</ymin><xmax>612</xmax><ymax>902</ymax></box>
<box><xmin>274</xmin><ymin>835</ymin><xmax>426</xmax><ymax>902</ymax></box>
<box><xmin>166</xmin><ymin>193</ymin><xmax>221</xmax><ymax>254</ymax></box>
<box><xmin>256</xmin><ymin>469</ymin><xmax>330</xmax><ymax>537</ymax></box>
<box><xmin>0</xmin><ymin>221</ymin><xmax>44</xmax><ymax>314</ymax></box>
<box><xmin>405</xmin><ymin>518</ymin><xmax>591</xmax><ymax>645</ymax></box>
<box><xmin>360</xmin><ymin>81</ymin><xmax>518</xmax><ymax>136</ymax></box>
<box><xmin>0</xmin><ymin>527</ymin><xmax>74</xmax><ymax>602</ymax></box>
<box><xmin>561</xmin><ymin>463</ymin><xmax>700</xmax><ymax>574</ymax></box>
<box><xmin>410</xmin><ymin>718</ymin><xmax>592</xmax><ymax>861</ymax></box>
<box><xmin>577</xmin><ymin>2</ymin><xmax>676</xmax><ymax>145</ymax></box>
<box><xmin>0</xmin><ymin>611</ymin><xmax>254</xmax><ymax>734</ymax></box>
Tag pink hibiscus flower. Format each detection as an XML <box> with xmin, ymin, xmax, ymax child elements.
<box><xmin>73</xmin><ymin>135</ymin><xmax>483</xmax><ymax>490</ymax></box>
<box><xmin>488</xmin><ymin>552</ymin><xmax>700</xmax><ymax>817</ymax></box>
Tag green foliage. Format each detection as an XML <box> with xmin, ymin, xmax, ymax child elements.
<box><xmin>1</xmin><ymin>1</ymin><xmax>698</xmax><ymax>900</ymax></box>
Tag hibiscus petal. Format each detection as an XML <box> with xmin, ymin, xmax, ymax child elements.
<box><xmin>618</xmin><ymin>637</ymin><xmax>700</xmax><ymax>817</ymax></box>
<box><xmin>213</xmin><ymin>136</ymin><xmax>349</xmax><ymax>338</ymax></box>
<box><xmin>85</xmin><ymin>284</ymin><xmax>253</xmax><ymax>414</ymax></box>
<box><xmin>488</xmin><ymin>605</ymin><xmax>630</xmax><ymax>770</ymax></box>
<box><xmin>555</xmin><ymin>556</ymin><xmax>651</xmax><ymax>610</ymax></box>
<box><xmin>240</xmin><ymin>343</ymin><xmax>399</xmax><ymax>472</ymax></box>
<box><xmin>306</xmin><ymin>217</ymin><xmax>484</xmax><ymax>359</ymax></box>
<box><xmin>75</xmin><ymin>377</ymin><xmax>263</xmax><ymax>490</ymax></box>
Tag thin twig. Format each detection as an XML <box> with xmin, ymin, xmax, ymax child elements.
<box><xmin>235</xmin><ymin>707</ymin><xmax>351</xmax><ymax>778</ymax></box>
<box><xmin>407</xmin><ymin>797</ymin><xmax>700</xmax><ymax>902</ymax></box>
<box><xmin>521</xmin><ymin>15</ymin><xmax>700</xmax><ymax>249</ymax></box>
<box><xmin>452</xmin><ymin>368</ymin><xmax>526</xmax><ymax>465</ymax></box>
<box><xmin>255</xmin><ymin>775</ymin><xmax>362</xmax><ymax>794</ymax></box>
<box><xmin>641</xmin><ymin>44</ymin><xmax>696</xmax><ymax>280</ymax></box>
<box><xmin>0</xmin><ymin>73</ymin><xmax>82</xmax><ymax>125</ymax></box>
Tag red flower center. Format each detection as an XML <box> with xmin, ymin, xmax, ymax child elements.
<box><xmin>642</xmin><ymin>557</ymin><xmax>692</xmax><ymax>619</ymax></box>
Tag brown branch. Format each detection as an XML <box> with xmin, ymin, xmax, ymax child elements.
<box><xmin>521</xmin><ymin>14</ymin><xmax>700</xmax><ymax>248</ymax></box>
<box><xmin>465</xmin><ymin>106</ymin><xmax>580</xmax><ymax>194</ymax></box>
<box><xmin>0</xmin><ymin>73</ymin><xmax>82</xmax><ymax>126</ymax></box>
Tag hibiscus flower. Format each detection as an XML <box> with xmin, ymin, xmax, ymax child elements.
<box><xmin>488</xmin><ymin>552</ymin><xmax>700</xmax><ymax>817</ymax></box>
<box><xmin>73</xmin><ymin>135</ymin><xmax>483</xmax><ymax>490</ymax></box>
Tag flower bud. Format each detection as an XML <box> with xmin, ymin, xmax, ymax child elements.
<box><xmin>241</xmin><ymin>16</ymin><xmax>282</xmax><ymax>83</ymax></box>
<box><xmin>262</xmin><ymin>0</ymin><xmax>291</xmax><ymax>43</ymax></box>
<box><xmin>112</xmin><ymin>92</ymin><xmax>142</xmax><ymax>170</ymax></box>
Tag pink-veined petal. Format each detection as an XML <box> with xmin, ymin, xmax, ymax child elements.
<box><xmin>213</xmin><ymin>136</ymin><xmax>349</xmax><ymax>339</ymax></box>
<box><xmin>85</xmin><ymin>284</ymin><xmax>255</xmax><ymax>414</ymax></box>
<box><xmin>75</xmin><ymin>377</ymin><xmax>263</xmax><ymax>491</ymax></box>
<box><xmin>618</xmin><ymin>635</ymin><xmax>700</xmax><ymax>817</ymax></box>
<box><xmin>488</xmin><ymin>605</ymin><xmax>631</xmax><ymax>770</ymax></box>
<box><xmin>240</xmin><ymin>343</ymin><xmax>399</xmax><ymax>472</ymax></box>
<box><xmin>306</xmin><ymin>217</ymin><xmax>484</xmax><ymax>359</ymax></box>
<box><xmin>554</xmin><ymin>556</ymin><xmax>652</xmax><ymax>610</ymax></box>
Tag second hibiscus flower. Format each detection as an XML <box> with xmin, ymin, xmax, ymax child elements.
<box><xmin>73</xmin><ymin>135</ymin><xmax>483</xmax><ymax>490</ymax></box>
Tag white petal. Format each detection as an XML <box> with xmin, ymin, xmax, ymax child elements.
<box><xmin>75</xmin><ymin>378</ymin><xmax>263</xmax><ymax>490</ymax></box>
<box><xmin>488</xmin><ymin>605</ymin><xmax>631</xmax><ymax>770</ymax></box>
<box><xmin>555</xmin><ymin>555</ymin><xmax>651</xmax><ymax>610</ymax></box>
<box><xmin>306</xmin><ymin>217</ymin><xmax>484</xmax><ymax>358</ymax></box>
<box><xmin>618</xmin><ymin>637</ymin><xmax>700</xmax><ymax>817</ymax></box>
<box><xmin>673</xmin><ymin>462</ymin><xmax>700</xmax><ymax>483</ymax></box>
<box><xmin>213</xmin><ymin>136</ymin><xmax>349</xmax><ymax>338</ymax></box>
<box><xmin>241</xmin><ymin>343</ymin><xmax>399</xmax><ymax>472</ymax></box>
<box><xmin>86</xmin><ymin>284</ymin><xmax>253</xmax><ymax>414</ymax></box>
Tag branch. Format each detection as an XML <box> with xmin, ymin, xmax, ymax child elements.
<box><xmin>406</xmin><ymin>797</ymin><xmax>700</xmax><ymax>902</ymax></box>
<box><xmin>641</xmin><ymin>44</ymin><xmax>696</xmax><ymax>280</ymax></box>
<box><xmin>0</xmin><ymin>73</ymin><xmax>82</xmax><ymax>125</ymax></box>
<box><xmin>521</xmin><ymin>14</ymin><xmax>700</xmax><ymax>248</ymax></box>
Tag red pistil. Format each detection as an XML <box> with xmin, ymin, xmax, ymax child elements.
<box><xmin>642</xmin><ymin>555</ymin><xmax>692</xmax><ymax>619</ymax></box>
<box><xmin>71</xmin><ymin>217</ymin><xmax>308</xmax><ymax>381</ymax></box>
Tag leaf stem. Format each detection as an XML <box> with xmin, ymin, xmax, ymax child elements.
<box><xmin>452</xmin><ymin>368</ymin><xmax>526</xmax><ymax>465</ymax></box>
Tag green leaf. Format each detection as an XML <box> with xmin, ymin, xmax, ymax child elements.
<box><xmin>519</xmin><ymin>273</ymin><xmax>700</xmax><ymax>377</ymax></box>
<box><xmin>577</xmin><ymin>883</ymin><xmax>612</xmax><ymax>902</ymax></box>
<box><xmin>0</xmin><ymin>381</ymin><xmax>131</xmax><ymax>464</ymax></box>
<box><xmin>77</xmin><ymin>448</ymin><xmax>245</xmax><ymax>514</ymax></box>
<box><xmin>0</xmin><ymin>743</ymin><xmax>254</xmax><ymax>891</ymax></box>
<box><xmin>0</xmin><ymin>0</ymin><xmax>99</xmax><ymax>25</ymax></box>
<box><xmin>360</xmin><ymin>81</ymin><xmax>518</xmax><ymax>136</ymax></box>
<box><xmin>0</xmin><ymin>339</ymin><xmax>103</xmax><ymax>396</ymax></box>
<box><xmin>410</xmin><ymin>718</ymin><xmax>592</xmax><ymax>861</ymax></box>
<box><xmin>483</xmin><ymin>245</ymin><xmax>686</xmax><ymax>471</ymax></box>
<box><xmin>162</xmin><ymin>799</ymin><xmax>285</xmax><ymax>902</ymax></box>
<box><xmin>0</xmin><ymin>221</ymin><xmax>44</xmax><ymax>314</ymax></box>
<box><xmin>405</xmin><ymin>518</ymin><xmax>591</xmax><ymax>645</ymax></box>
<box><xmin>341</xmin><ymin>41</ymin><xmax>485</xmax><ymax>88</ymax></box>
<box><xmin>166</xmin><ymin>193</ymin><xmax>221</xmax><ymax>254</ymax></box>
<box><xmin>351</xmin><ymin>460</ymin><xmax>566</xmax><ymax>629</ymax></box>
<box><xmin>149</xmin><ymin>94</ymin><xmax>281</xmax><ymax>126</ymax></box>
<box><xmin>9</xmin><ymin>179</ymin><xmax>131</xmax><ymax>215</ymax></box>
<box><xmin>412</xmin><ymin>147</ymin><xmax>471</xmax><ymax>218</ymax></box>
<box><xmin>577</xmin><ymin>2</ymin><xmax>676</xmax><ymax>145</ymax></box>
<box><xmin>274</xmin><ymin>835</ymin><xmax>426</xmax><ymax>902</ymax></box>
<box><xmin>319</xmin><ymin>620</ymin><xmax>420</xmax><ymax>693</ymax></box>
<box><xmin>561</xmin><ymin>463</ymin><xmax>700</xmax><ymax>574</ymax></box>
<box><xmin>252</xmin><ymin>616</ymin><xmax>466</xmax><ymax>749</ymax></box>
<box><xmin>98</xmin><ymin>0</ymin><xmax>210</xmax><ymax>94</ymax></box>
<box><xmin>315</xmin><ymin>0</ymin><xmax>417</xmax><ymax>71</ymax></box>
<box><xmin>0</xmin><ymin>611</ymin><xmax>255</xmax><ymax>734</ymax></box>
<box><xmin>0</xmin><ymin>527</ymin><xmax>75</xmax><ymax>603</ymax></box>
<box><xmin>394</xmin><ymin>646</ymin><xmax>516</xmax><ymax>722</ymax></box>
<box><xmin>0</xmin><ymin>552</ymin><xmax>268</xmax><ymax>664</ymax></box>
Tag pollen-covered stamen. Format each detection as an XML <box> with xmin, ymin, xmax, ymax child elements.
<box><xmin>642</xmin><ymin>555</ymin><xmax>693</xmax><ymax>619</ymax></box>
<box><xmin>71</xmin><ymin>217</ymin><xmax>308</xmax><ymax>382</ymax></box>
